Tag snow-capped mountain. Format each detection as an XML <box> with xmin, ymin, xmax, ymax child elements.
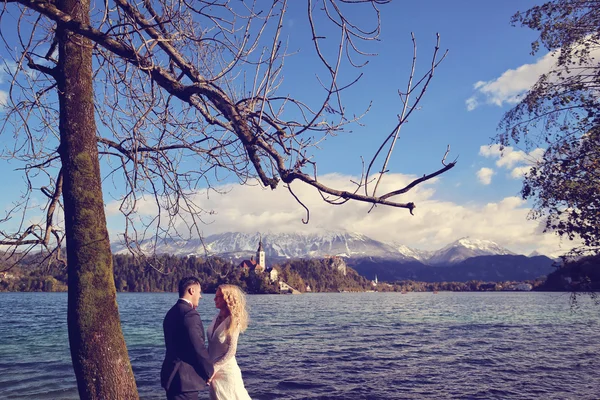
<box><xmin>528</xmin><ymin>249</ymin><xmax>564</xmax><ymax>261</ymax></box>
<box><xmin>203</xmin><ymin>231</ymin><xmax>402</xmax><ymax>259</ymax></box>
<box><xmin>394</xmin><ymin>244</ymin><xmax>433</xmax><ymax>263</ymax></box>
<box><xmin>427</xmin><ymin>237</ymin><xmax>515</xmax><ymax>265</ymax></box>
<box><xmin>113</xmin><ymin>231</ymin><xmax>403</xmax><ymax>260</ymax></box>
<box><xmin>112</xmin><ymin>232</ymin><xmax>518</xmax><ymax>265</ymax></box>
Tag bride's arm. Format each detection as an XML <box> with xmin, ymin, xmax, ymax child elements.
<box><xmin>211</xmin><ymin>329</ymin><xmax>239</xmax><ymax>372</ymax></box>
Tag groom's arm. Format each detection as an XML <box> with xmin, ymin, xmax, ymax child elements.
<box><xmin>183</xmin><ymin>310</ymin><xmax>211</xmax><ymax>381</ymax></box>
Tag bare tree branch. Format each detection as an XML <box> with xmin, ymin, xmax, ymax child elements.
<box><xmin>1</xmin><ymin>0</ymin><xmax>455</xmax><ymax>263</ymax></box>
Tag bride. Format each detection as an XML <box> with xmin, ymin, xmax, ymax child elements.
<box><xmin>207</xmin><ymin>284</ymin><xmax>252</xmax><ymax>400</ymax></box>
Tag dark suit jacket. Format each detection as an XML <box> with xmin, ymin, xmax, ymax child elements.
<box><xmin>161</xmin><ymin>299</ymin><xmax>211</xmax><ymax>393</ymax></box>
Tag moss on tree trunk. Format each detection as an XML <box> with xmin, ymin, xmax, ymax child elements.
<box><xmin>56</xmin><ymin>0</ymin><xmax>138</xmax><ymax>398</ymax></box>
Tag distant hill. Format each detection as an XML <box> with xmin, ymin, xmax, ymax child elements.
<box><xmin>540</xmin><ymin>255</ymin><xmax>600</xmax><ymax>291</ymax></box>
<box><xmin>350</xmin><ymin>255</ymin><xmax>556</xmax><ymax>282</ymax></box>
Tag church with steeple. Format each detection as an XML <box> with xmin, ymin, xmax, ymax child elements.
<box><xmin>256</xmin><ymin>236</ymin><xmax>265</xmax><ymax>269</ymax></box>
<box><xmin>238</xmin><ymin>235</ymin><xmax>266</xmax><ymax>274</ymax></box>
<box><xmin>237</xmin><ymin>235</ymin><xmax>287</xmax><ymax>289</ymax></box>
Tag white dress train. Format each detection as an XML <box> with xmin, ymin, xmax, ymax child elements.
<box><xmin>207</xmin><ymin>315</ymin><xmax>251</xmax><ymax>400</ymax></box>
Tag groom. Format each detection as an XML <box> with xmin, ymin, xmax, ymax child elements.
<box><xmin>161</xmin><ymin>277</ymin><xmax>212</xmax><ymax>400</ymax></box>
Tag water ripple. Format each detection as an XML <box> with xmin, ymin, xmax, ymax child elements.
<box><xmin>1</xmin><ymin>292</ymin><xmax>599</xmax><ymax>399</ymax></box>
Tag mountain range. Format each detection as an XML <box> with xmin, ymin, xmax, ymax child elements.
<box><xmin>111</xmin><ymin>231</ymin><xmax>558</xmax><ymax>282</ymax></box>
<box><xmin>112</xmin><ymin>231</ymin><xmax>554</xmax><ymax>266</ymax></box>
<box><xmin>351</xmin><ymin>254</ymin><xmax>556</xmax><ymax>283</ymax></box>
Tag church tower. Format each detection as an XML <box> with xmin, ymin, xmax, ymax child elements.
<box><xmin>256</xmin><ymin>236</ymin><xmax>266</xmax><ymax>267</ymax></box>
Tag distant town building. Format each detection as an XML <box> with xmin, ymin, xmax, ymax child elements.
<box><xmin>513</xmin><ymin>283</ymin><xmax>533</xmax><ymax>291</ymax></box>
<box><xmin>279</xmin><ymin>281</ymin><xmax>300</xmax><ymax>294</ymax></box>
<box><xmin>0</xmin><ymin>272</ymin><xmax>16</xmax><ymax>281</ymax></box>
<box><xmin>479</xmin><ymin>283</ymin><xmax>498</xmax><ymax>291</ymax></box>
<box><xmin>238</xmin><ymin>257</ymin><xmax>258</xmax><ymax>272</ymax></box>
<box><xmin>267</xmin><ymin>267</ymin><xmax>279</xmax><ymax>283</ymax></box>
<box><xmin>253</xmin><ymin>262</ymin><xmax>265</xmax><ymax>274</ymax></box>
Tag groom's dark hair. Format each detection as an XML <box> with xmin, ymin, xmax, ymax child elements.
<box><xmin>178</xmin><ymin>276</ymin><xmax>201</xmax><ymax>297</ymax></box>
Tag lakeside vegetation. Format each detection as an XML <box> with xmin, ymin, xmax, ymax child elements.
<box><xmin>3</xmin><ymin>253</ymin><xmax>596</xmax><ymax>294</ymax></box>
<box><xmin>0</xmin><ymin>254</ymin><xmax>372</xmax><ymax>293</ymax></box>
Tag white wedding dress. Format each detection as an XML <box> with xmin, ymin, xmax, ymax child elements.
<box><xmin>207</xmin><ymin>315</ymin><xmax>252</xmax><ymax>400</ymax></box>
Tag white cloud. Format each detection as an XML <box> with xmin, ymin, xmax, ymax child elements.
<box><xmin>0</xmin><ymin>90</ymin><xmax>7</xmax><ymax>108</ymax></box>
<box><xmin>476</xmin><ymin>167</ymin><xmax>494</xmax><ymax>185</ymax></box>
<box><xmin>473</xmin><ymin>81</ymin><xmax>486</xmax><ymax>90</ymax></box>
<box><xmin>465</xmin><ymin>96</ymin><xmax>478</xmax><ymax>111</ymax></box>
<box><xmin>0</xmin><ymin>193</ymin><xmax>66</xmax><ymax>251</ymax></box>
<box><xmin>511</xmin><ymin>166</ymin><xmax>533</xmax><ymax>178</ymax></box>
<box><xmin>478</xmin><ymin>144</ymin><xmax>503</xmax><ymax>158</ymax></box>
<box><xmin>479</xmin><ymin>144</ymin><xmax>543</xmax><ymax>178</ymax></box>
<box><xmin>0</xmin><ymin>61</ymin><xmax>17</xmax><ymax>84</ymax></box>
<box><xmin>0</xmin><ymin>60</ymin><xmax>17</xmax><ymax>110</ymax></box>
<box><xmin>467</xmin><ymin>37</ymin><xmax>600</xmax><ymax>111</ymax></box>
<box><xmin>466</xmin><ymin>52</ymin><xmax>557</xmax><ymax>110</ymax></box>
<box><xmin>496</xmin><ymin>150</ymin><xmax>529</xmax><ymax>169</ymax></box>
<box><xmin>105</xmin><ymin>172</ymin><xmax>568</xmax><ymax>255</ymax></box>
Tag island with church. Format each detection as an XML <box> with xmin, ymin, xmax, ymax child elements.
<box><xmin>225</xmin><ymin>237</ymin><xmax>363</xmax><ymax>294</ymax></box>
<box><xmin>1</xmin><ymin>237</ymin><xmax>561</xmax><ymax>294</ymax></box>
<box><xmin>0</xmin><ymin>237</ymin><xmax>372</xmax><ymax>294</ymax></box>
<box><xmin>236</xmin><ymin>238</ymin><xmax>302</xmax><ymax>294</ymax></box>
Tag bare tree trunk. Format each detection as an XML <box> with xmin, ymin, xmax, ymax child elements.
<box><xmin>56</xmin><ymin>0</ymin><xmax>138</xmax><ymax>398</ymax></box>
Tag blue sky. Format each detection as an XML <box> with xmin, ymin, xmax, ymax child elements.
<box><xmin>277</xmin><ymin>0</ymin><xmax>542</xmax><ymax>201</ymax></box>
<box><xmin>0</xmin><ymin>1</ymin><xmax>575</xmax><ymax>256</ymax></box>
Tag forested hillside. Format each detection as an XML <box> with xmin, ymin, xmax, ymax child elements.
<box><xmin>0</xmin><ymin>254</ymin><xmax>369</xmax><ymax>293</ymax></box>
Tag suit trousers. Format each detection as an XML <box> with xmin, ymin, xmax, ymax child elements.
<box><xmin>166</xmin><ymin>375</ymin><xmax>199</xmax><ymax>400</ymax></box>
<box><xmin>166</xmin><ymin>390</ymin><xmax>198</xmax><ymax>400</ymax></box>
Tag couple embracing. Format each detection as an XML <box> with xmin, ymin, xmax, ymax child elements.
<box><xmin>161</xmin><ymin>277</ymin><xmax>251</xmax><ymax>400</ymax></box>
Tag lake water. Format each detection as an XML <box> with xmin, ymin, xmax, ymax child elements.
<box><xmin>0</xmin><ymin>292</ymin><xmax>599</xmax><ymax>399</ymax></box>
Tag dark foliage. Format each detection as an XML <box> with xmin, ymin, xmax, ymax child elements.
<box><xmin>276</xmin><ymin>259</ymin><xmax>371</xmax><ymax>293</ymax></box>
<box><xmin>0</xmin><ymin>254</ymin><xmax>368</xmax><ymax>294</ymax></box>
<box><xmin>539</xmin><ymin>254</ymin><xmax>600</xmax><ymax>292</ymax></box>
<box><xmin>499</xmin><ymin>0</ymin><xmax>600</xmax><ymax>256</ymax></box>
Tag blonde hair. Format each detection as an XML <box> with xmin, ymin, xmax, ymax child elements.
<box><xmin>218</xmin><ymin>284</ymin><xmax>249</xmax><ymax>334</ymax></box>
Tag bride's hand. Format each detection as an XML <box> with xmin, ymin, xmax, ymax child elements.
<box><xmin>207</xmin><ymin>372</ymin><xmax>216</xmax><ymax>386</ymax></box>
